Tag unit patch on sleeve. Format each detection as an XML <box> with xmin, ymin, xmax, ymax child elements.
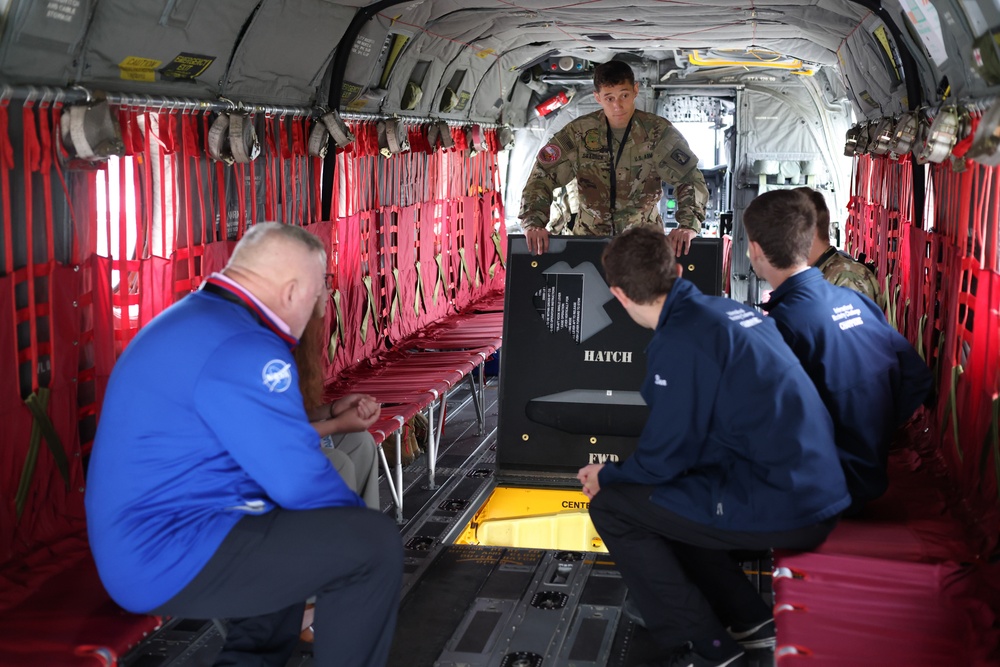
<box><xmin>538</xmin><ymin>143</ymin><xmax>562</xmax><ymax>164</ymax></box>
<box><xmin>584</xmin><ymin>129</ymin><xmax>603</xmax><ymax>151</ymax></box>
<box><xmin>671</xmin><ymin>149</ymin><xmax>691</xmax><ymax>166</ymax></box>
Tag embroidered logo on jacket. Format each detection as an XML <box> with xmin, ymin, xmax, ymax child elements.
<box><xmin>262</xmin><ymin>360</ymin><xmax>292</xmax><ymax>392</ymax></box>
<box><xmin>654</xmin><ymin>374</ymin><xmax>668</xmax><ymax>386</ymax></box>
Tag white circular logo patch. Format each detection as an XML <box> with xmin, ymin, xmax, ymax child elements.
<box><xmin>262</xmin><ymin>359</ymin><xmax>292</xmax><ymax>393</ymax></box>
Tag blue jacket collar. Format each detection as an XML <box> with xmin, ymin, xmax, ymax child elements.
<box><xmin>657</xmin><ymin>278</ymin><xmax>700</xmax><ymax>330</ymax></box>
<box><xmin>761</xmin><ymin>267</ymin><xmax>823</xmax><ymax>312</ymax></box>
<box><xmin>201</xmin><ymin>277</ymin><xmax>299</xmax><ymax>350</ymax></box>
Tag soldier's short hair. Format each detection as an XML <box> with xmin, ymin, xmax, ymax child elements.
<box><xmin>744</xmin><ymin>190</ymin><xmax>816</xmax><ymax>270</ymax></box>
<box><xmin>602</xmin><ymin>226</ymin><xmax>677</xmax><ymax>304</ymax></box>
<box><xmin>795</xmin><ymin>186</ymin><xmax>831</xmax><ymax>243</ymax></box>
<box><xmin>594</xmin><ymin>60</ymin><xmax>636</xmax><ymax>91</ymax></box>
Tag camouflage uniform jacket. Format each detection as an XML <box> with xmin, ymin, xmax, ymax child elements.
<box><xmin>519</xmin><ymin>109</ymin><xmax>709</xmax><ymax>235</ymax></box>
<box><xmin>814</xmin><ymin>246</ymin><xmax>881</xmax><ymax>304</ymax></box>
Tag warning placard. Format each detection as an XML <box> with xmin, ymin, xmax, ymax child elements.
<box><xmin>160</xmin><ymin>52</ymin><xmax>215</xmax><ymax>80</ymax></box>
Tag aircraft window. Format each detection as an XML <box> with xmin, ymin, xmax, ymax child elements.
<box><xmin>94</xmin><ymin>114</ymin><xmax>175</xmax><ymax>318</ymax></box>
<box><xmin>670</xmin><ymin>120</ymin><xmax>731</xmax><ymax>169</ymax></box>
<box><xmin>95</xmin><ymin>156</ymin><xmax>139</xmax><ymax>303</ymax></box>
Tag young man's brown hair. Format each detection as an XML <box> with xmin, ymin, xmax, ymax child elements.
<box><xmin>743</xmin><ymin>189</ymin><xmax>816</xmax><ymax>269</ymax></box>
<box><xmin>601</xmin><ymin>226</ymin><xmax>677</xmax><ymax>304</ymax></box>
<box><xmin>795</xmin><ymin>186</ymin><xmax>830</xmax><ymax>243</ymax></box>
<box><xmin>593</xmin><ymin>60</ymin><xmax>635</xmax><ymax>91</ymax></box>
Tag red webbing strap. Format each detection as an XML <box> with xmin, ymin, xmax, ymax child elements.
<box><xmin>249</xmin><ymin>157</ymin><xmax>258</xmax><ymax>231</ymax></box>
<box><xmin>969</xmin><ymin>269</ymin><xmax>1000</xmax><ymax>498</ymax></box>
<box><xmin>21</xmin><ymin>100</ymin><xmax>41</xmax><ymax>391</ymax></box>
<box><xmin>35</xmin><ymin>100</ymin><xmax>58</xmax><ymax>394</ymax></box>
<box><xmin>37</xmin><ymin>101</ymin><xmax>55</xmax><ymax>264</ymax></box>
<box><xmin>290</xmin><ymin>116</ymin><xmax>302</xmax><ymax>223</ymax></box>
<box><xmin>214</xmin><ymin>159</ymin><xmax>227</xmax><ymax>242</ymax></box>
<box><xmin>311</xmin><ymin>147</ymin><xmax>323</xmax><ymax>224</ymax></box>
<box><xmin>157</xmin><ymin>113</ymin><xmax>170</xmax><ymax>259</ymax></box>
<box><xmin>116</xmin><ymin>133</ymin><xmax>135</xmax><ymax>349</ymax></box>
<box><xmin>277</xmin><ymin>117</ymin><xmax>290</xmax><ymax>223</ymax></box>
<box><xmin>1</xmin><ymin>101</ymin><xmax>13</xmax><ymax>274</ymax></box>
<box><xmin>235</xmin><ymin>163</ymin><xmax>247</xmax><ymax>239</ymax></box>
<box><xmin>343</xmin><ymin>127</ymin><xmax>356</xmax><ymax>215</ymax></box>
<box><xmin>138</xmin><ymin>111</ymin><xmax>155</xmax><ymax>256</ymax></box>
<box><xmin>263</xmin><ymin>116</ymin><xmax>277</xmax><ymax>221</ymax></box>
<box><xmin>179</xmin><ymin>112</ymin><xmax>198</xmax><ymax>292</ymax></box>
<box><xmin>195</xmin><ymin>114</ymin><xmax>209</xmax><ymax>249</ymax></box>
<box><xmin>292</xmin><ymin>117</ymin><xmax>307</xmax><ymax>225</ymax></box>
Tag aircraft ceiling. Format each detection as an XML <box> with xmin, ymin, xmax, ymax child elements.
<box><xmin>0</xmin><ymin>0</ymin><xmax>995</xmax><ymax>123</ymax></box>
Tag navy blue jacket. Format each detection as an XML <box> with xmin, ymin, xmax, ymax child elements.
<box><xmin>598</xmin><ymin>279</ymin><xmax>851</xmax><ymax>531</ymax></box>
<box><xmin>761</xmin><ymin>268</ymin><xmax>933</xmax><ymax>509</ymax></box>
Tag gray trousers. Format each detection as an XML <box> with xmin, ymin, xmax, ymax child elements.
<box><xmin>151</xmin><ymin>507</ymin><xmax>402</xmax><ymax>667</ymax></box>
<box><xmin>323</xmin><ymin>431</ymin><xmax>380</xmax><ymax>509</ymax></box>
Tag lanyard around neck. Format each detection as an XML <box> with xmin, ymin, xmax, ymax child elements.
<box><xmin>606</xmin><ymin>114</ymin><xmax>634</xmax><ymax>224</ymax></box>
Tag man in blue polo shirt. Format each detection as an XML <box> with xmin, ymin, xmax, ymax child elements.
<box><xmin>578</xmin><ymin>226</ymin><xmax>849</xmax><ymax>667</ymax></box>
<box><xmin>86</xmin><ymin>223</ymin><xmax>402</xmax><ymax>667</ymax></box>
<box><xmin>744</xmin><ymin>189</ymin><xmax>933</xmax><ymax>515</ymax></box>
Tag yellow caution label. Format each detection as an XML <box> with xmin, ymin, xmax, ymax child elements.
<box><xmin>476</xmin><ymin>48</ymin><xmax>495</xmax><ymax>59</ymax></box>
<box><xmin>379</xmin><ymin>34</ymin><xmax>410</xmax><ymax>88</ymax></box>
<box><xmin>118</xmin><ymin>56</ymin><xmax>162</xmax><ymax>82</ymax></box>
<box><xmin>873</xmin><ymin>27</ymin><xmax>901</xmax><ymax>81</ymax></box>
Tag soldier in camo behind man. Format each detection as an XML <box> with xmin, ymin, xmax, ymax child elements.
<box><xmin>796</xmin><ymin>186</ymin><xmax>881</xmax><ymax>304</ymax></box>
<box><xmin>519</xmin><ymin>60</ymin><xmax>709</xmax><ymax>257</ymax></box>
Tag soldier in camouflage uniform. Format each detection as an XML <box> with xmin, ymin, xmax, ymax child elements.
<box><xmin>797</xmin><ymin>187</ymin><xmax>881</xmax><ymax>303</ymax></box>
<box><xmin>520</xmin><ymin>60</ymin><xmax>709</xmax><ymax>256</ymax></box>
<box><xmin>548</xmin><ymin>179</ymin><xmax>580</xmax><ymax>235</ymax></box>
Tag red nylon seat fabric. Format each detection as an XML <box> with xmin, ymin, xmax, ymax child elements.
<box><xmin>0</xmin><ymin>554</ymin><xmax>160</xmax><ymax>667</ymax></box>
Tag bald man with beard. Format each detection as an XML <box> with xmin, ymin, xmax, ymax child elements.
<box><xmin>86</xmin><ymin>223</ymin><xmax>402</xmax><ymax>667</ymax></box>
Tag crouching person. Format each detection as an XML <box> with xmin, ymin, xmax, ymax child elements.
<box><xmin>577</xmin><ymin>227</ymin><xmax>850</xmax><ymax>667</ymax></box>
<box><xmin>744</xmin><ymin>189</ymin><xmax>933</xmax><ymax>515</ymax></box>
<box><xmin>85</xmin><ymin>223</ymin><xmax>402</xmax><ymax>667</ymax></box>
<box><xmin>297</xmin><ymin>314</ymin><xmax>382</xmax><ymax>510</ymax></box>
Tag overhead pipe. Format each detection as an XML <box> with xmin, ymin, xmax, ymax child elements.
<box><xmin>0</xmin><ymin>84</ymin><xmax>318</xmax><ymax>117</ymax></box>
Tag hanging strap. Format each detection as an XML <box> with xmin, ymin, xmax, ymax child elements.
<box><xmin>327</xmin><ymin>289</ymin><xmax>344</xmax><ymax>361</ymax></box>
<box><xmin>360</xmin><ymin>275</ymin><xmax>378</xmax><ymax>343</ymax></box>
<box><xmin>15</xmin><ymin>388</ymin><xmax>71</xmax><ymax>520</ymax></box>
<box><xmin>1</xmin><ymin>102</ymin><xmax>14</xmax><ymax>273</ymax></box>
<box><xmin>414</xmin><ymin>260</ymin><xmax>426</xmax><ymax>316</ymax></box>
<box><xmin>433</xmin><ymin>253</ymin><xmax>446</xmax><ymax>305</ymax></box>
<box><xmin>22</xmin><ymin>101</ymin><xmax>41</xmax><ymax>391</ymax></box>
<box><xmin>491</xmin><ymin>230</ymin><xmax>506</xmax><ymax>269</ymax></box>
<box><xmin>458</xmin><ymin>247</ymin><xmax>475</xmax><ymax>289</ymax></box>
<box><xmin>390</xmin><ymin>267</ymin><xmax>401</xmax><ymax>324</ymax></box>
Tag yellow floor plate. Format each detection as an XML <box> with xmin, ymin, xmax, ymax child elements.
<box><xmin>453</xmin><ymin>486</ymin><xmax>607</xmax><ymax>552</ymax></box>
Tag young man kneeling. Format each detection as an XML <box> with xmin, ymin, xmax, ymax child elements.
<box><xmin>578</xmin><ymin>227</ymin><xmax>850</xmax><ymax>667</ymax></box>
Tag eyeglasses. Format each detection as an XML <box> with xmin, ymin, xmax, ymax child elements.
<box><xmin>324</xmin><ymin>273</ymin><xmax>335</xmax><ymax>290</ymax></box>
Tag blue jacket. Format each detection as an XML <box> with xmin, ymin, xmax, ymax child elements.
<box><xmin>761</xmin><ymin>268</ymin><xmax>933</xmax><ymax>509</ymax></box>
<box><xmin>598</xmin><ymin>279</ymin><xmax>850</xmax><ymax>531</ymax></box>
<box><xmin>85</xmin><ymin>281</ymin><xmax>362</xmax><ymax>612</ymax></box>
